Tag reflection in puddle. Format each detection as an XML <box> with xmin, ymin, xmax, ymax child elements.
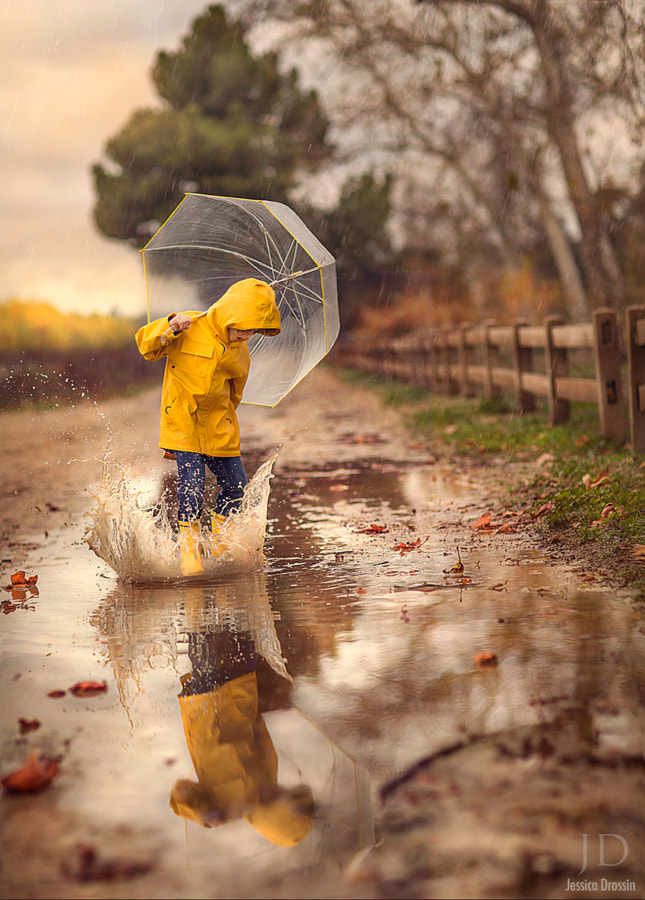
<box><xmin>90</xmin><ymin>573</ymin><xmax>374</xmax><ymax>883</ymax></box>
<box><xmin>1</xmin><ymin>452</ymin><xmax>642</xmax><ymax>898</ymax></box>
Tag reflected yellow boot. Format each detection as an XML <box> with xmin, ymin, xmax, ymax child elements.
<box><xmin>178</xmin><ymin>520</ymin><xmax>204</xmax><ymax>576</ymax></box>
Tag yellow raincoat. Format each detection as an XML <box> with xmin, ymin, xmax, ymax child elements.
<box><xmin>135</xmin><ymin>279</ymin><xmax>280</xmax><ymax>456</ymax></box>
<box><xmin>170</xmin><ymin>672</ymin><xmax>314</xmax><ymax>846</ymax></box>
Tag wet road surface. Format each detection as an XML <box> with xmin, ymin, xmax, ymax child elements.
<box><xmin>1</xmin><ymin>367</ymin><xmax>643</xmax><ymax>899</ymax></box>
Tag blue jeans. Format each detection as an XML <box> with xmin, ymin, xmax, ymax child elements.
<box><xmin>174</xmin><ymin>451</ymin><xmax>248</xmax><ymax>524</ymax></box>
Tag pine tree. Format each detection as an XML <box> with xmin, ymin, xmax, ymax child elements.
<box><xmin>92</xmin><ymin>5</ymin><xmax>332</xmax><ymax>248</ymax></box>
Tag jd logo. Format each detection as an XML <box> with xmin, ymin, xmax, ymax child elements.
<box><xmin>578</xmin><ymin>834</ymin><xmax>629</xmax><ymax>875</ymax></box>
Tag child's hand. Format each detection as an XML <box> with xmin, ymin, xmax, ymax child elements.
<box><xmin>168</xmin><ymin>314</ymin><xmax>192</xmax><ymax>334</ymax></box>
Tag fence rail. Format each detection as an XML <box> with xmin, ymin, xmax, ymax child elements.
<box><xmin>333</xmin><ymin>305</ymin><xmax>645</xmax><ymax>453</ymax></box>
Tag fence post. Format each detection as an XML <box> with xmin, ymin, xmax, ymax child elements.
<box><xmin>430</xmin><ymin>332</ymin><xmax>440</xmax><ymax>391</ymax></box>
<box><xmin>512</xmin><ymin>318</ymin><xmax>535</xmax><ymax>412</ymax></box>
<box><xmin>592</xmin><ymin>308</ymin><xmax>625</xmax><ymax>443</ymax></box>
<box><xmin>544</xmin><ymin>315</ymin><xmax>570</xmax><ymax>425</ymax></box>
<box><xmin>446</xmin><ymin>329</ymin><xmax>461</xmax><ymax>397</ymax></box>
<box><xmin>483</xmin><ymin>319</ymin><xmax>501</xmax><ymax>400</ymax></box>
<box><xmin>626</xmin><ymin>305</ymin><xmax>645</xmax><ymax>453</ymax></box>
<box><xmin>434</xmin><ymin>331</ymin><xmax>449</xmax><ymax>394</ymax></box>
<box><xmin>458</xmin><ymin>324</ymin><xmax>475</xmax><ymax>397</ymax></box>
<box><xmin>420</xmin><ymin>334</ymin><xmax>433</xmax><ymax>388</ymax></box>
<box><xmin>442</xmin><ymin>329</ymin><xmax>459</xmax><ymax>396</ymax></box>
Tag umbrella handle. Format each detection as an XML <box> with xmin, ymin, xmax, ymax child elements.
<box><xmin>160</xmin><ymin>326</ymin><xmax>181</xmax><ymax>346</ymax></box>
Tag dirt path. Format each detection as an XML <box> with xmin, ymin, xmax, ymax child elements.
<box><xmin>0</xmin><ymin>366</ymin><xmax>430</xmax><ymax>559</ymax></box>
<box><xmin>1</xmin><ymin>366</ymin><xmax>643</xmax><ymax>900</ymax></box>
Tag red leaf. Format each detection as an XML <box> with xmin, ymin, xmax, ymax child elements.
<box><xmin>354</xmin><ymin>524</ymin><xmax>389</xmax><ymax>534</ymax></box>
<box><xmin>1</xmin><ymin>751</ymin><xmax>59</xmax><ymax>792</ymax></box>
<box><xmin>7</xmin><ymin>571</ymin><xmax>38</xmax><ymax>587</ymax></box>
<box><xmin>473</xmin><ymin>512</ymin><xmax>493</xmax><ymax>530</ymax></box>
<box><xmin>496</xmin><ymin>522</ymin><xmax>517</xmax><ymax>533</ymax></box>
<box><xmin>474</xmin><ymin>651</ymin><xmax>498</xmax><ymax>668</ymax></box>
<box><xmin>392</xmin><ymin>537</ymin><xmax>427</xmax><ymax>555</ymax></box>
<box><xmin>69</xmin><ymin>680</ymin><xmax>108</xmax><ymax>697</ymax></box>
<box><xmin>18</xmin><ymin>718</ymin><xmax>41</xmax><ymax>735</ymax></box>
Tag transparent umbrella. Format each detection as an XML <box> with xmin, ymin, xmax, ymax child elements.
<box><xmin>141</xmin><ymin>193</ymin><xmax>339</xmax><ymax>407</ymax></box>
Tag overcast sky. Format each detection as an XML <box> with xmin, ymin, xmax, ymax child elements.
<box><xmin>0</xmin><ymin>0</ymin><xmax>213</xmax><ymax>317</ymax></box>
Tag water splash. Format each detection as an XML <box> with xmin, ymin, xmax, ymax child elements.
<box><xmin>84</xmin><ymin>448</ymin><xmax>280</xmax><ymax>583</ymax></box>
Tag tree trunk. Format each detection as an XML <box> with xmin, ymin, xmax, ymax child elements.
<box><xmin>530</xmin><ymin>0</ymin><xmax>625</xmax><ymax>311</ymax></box>
<box><xmin>537</xmin><ymin>188</ymin><xmax>589</xmax><ymax>321</ymax></box>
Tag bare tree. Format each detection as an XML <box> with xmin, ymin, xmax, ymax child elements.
<box><xmin>228</xmin><ymin>0</ymin><xmax>645</xmax><ymax>318</ymax></box>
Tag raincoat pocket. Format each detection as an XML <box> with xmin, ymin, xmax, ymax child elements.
<box><xmin>180</xmin><ymin>340</ymin><xmax>214</xmax><ymax>376</ymax></box>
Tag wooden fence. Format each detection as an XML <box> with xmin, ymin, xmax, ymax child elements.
<box><xmin>333</xmin><ymin>305</ymin><xmax>645</xmax><ymax>453</ymax></box>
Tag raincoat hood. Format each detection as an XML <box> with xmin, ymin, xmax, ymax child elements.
<box><xmin>205</xmin><ymin>279</ymin><xmax>281</xmax><ymax>336</ymax></box>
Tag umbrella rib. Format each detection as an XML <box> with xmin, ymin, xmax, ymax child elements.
<box><xmin>146</xmin><ymin>246</ymin><xmax>281</xmax><ymax>283</ymax></box>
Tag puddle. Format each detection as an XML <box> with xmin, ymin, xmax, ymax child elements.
<box><xmin>83</xmin><ymin>449</ymin><xmax>279</xmax><ymax>582</ymax></box>
<box><xmin>1</xmin><ymin>450</ymin><xmax>643</xmax><ymax>898</ymax></box>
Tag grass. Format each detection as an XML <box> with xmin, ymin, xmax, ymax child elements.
<box><xmin>336</xmin><ymin>368</ymin><xmax>645</xmax><ymax>601</ymax></box>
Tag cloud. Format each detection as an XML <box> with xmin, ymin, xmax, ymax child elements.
<box><xmin>0</xmin><ymin>0</ymin><xmax>209</xmax><ymax>315</ymax></box>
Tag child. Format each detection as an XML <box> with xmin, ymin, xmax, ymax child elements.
<box><xmin>170</xmin><ymin>622</ymin><xmax>314</xmax><ymax>845</ymax></box>
<box><xmin>135</xmin><ymin>278</ymin><xmax>281</xmax><ymax>574</ymax></box>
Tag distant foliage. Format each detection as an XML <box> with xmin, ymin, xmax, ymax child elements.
<box><xmin>0</xmin><ymin>299</ymin><xmax>139</xmax><ymax>353</ymax></box>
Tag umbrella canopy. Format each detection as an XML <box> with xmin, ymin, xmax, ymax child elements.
<box><xmin>141</xmin><ymin>193</ymin><xmax>339</xmax><ymax>407</ymax></box>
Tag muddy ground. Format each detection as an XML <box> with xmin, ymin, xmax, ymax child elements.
<box><xmin>1</xmin><ymin>365</ymin><xmax>643</xmax><ymax>899</ymax></box>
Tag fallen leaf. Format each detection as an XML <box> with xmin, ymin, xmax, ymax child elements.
<box><xmin>7</xmin><ymin>571</ymin><xmax>38</xmax><ymax>588</ymax></box>
<box><xmin>1</xmin><ymin>751</ymin><xmax>59</xmax><ymax>792</ymax></box>
<box><xmin>496</xmin><ymin>522</ymin><xmax>517</xmax><ymax>533</ymax></box>
<box><xmin>533</xmin><ymin>502</ymin><xmax>554</xmax><ymax>517</ymax></box>
<box><xmin>443</xmin><ymin>546</ymin><xmax>464</xmax><ymax>573</ymax></box>
<box><xmin>69</xmin><ymin>681</ymin><xmax>108</xmax><ymax>698</ymax></box>
<box><xmin>47</xmin><ymin>690</ymin><xmax>66</xmax><ymax>699</ymax></box>
<box><xmin>354</xmin><ymin>524</ymin><xmax>389</xmax><ymax>534</ymax></box>
<box><xmin>62</xmin><ymin>844</ymin><xmax>153</xmax><ymax>883</ymax></box>
<box><xmin>630</xmin><ymin>544</ymin><xmax>645</xmax><ymax>560</ymax></box>
<box><xmin>392</xmin><ymin>538</ymin><xmax>426</xmax><ymax>555</ymax></box>
<box><xmin>474</xmin><ymin>512</ymin><xmax>493</xmax><ymax>530</ymax></box>
<box><xmin>582</xmin><ymin>469</ymin><xmax>610</xmax><ymax>490</ymax></box>
<box><xmin>18</xmin><ymin>718</ymin><xmax>41</xmax><ymax>735</ymax></box>
<box><xmin>473</xmin><ymin>651</ymin><xmax>498</xmax><ymax>668</ymax></box>
<box><xmin>591</xmin><ymin>504</ymin><xmax>616</xmax><ymax>526</ymax></box>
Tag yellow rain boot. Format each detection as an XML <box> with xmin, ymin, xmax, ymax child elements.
<box><xmin>178</xmin><ymin>520</ymin><xmax>204</xmax><ymax>576</ymax></box>
<box><xmin>210</xmin><ymin>512</ymin><xmax>227</xmax><ymax>534</ymax></box>
<box><xmin>206</xmin><ymin>511</ymin><xmax>227</xmax><ymax>559</ymax></box>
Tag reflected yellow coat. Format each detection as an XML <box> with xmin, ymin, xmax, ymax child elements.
<box><xmin>135</xmin><ymin>279</ymin><xmax>280</xmax><ymax>456</ymax></box>
<box><xmin>170</xmin><ymin>672</ymin><xmax>313</xmax><ymax>846</ymax></box>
